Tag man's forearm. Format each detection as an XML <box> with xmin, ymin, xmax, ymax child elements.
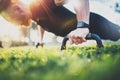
<box><xmin>73</xmin><ymin>0</ymin><xmax>90</xmax><ymax>24</ymax></box>
<box><xmin>38</xmin><ymin>26</ymin><xmax>45</xmax><ymax>43</ymax></box>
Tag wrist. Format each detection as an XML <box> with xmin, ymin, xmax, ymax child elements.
<box><xmin>76</xmin><ymin>27</ymin><xmax>89</xmax><ymax>32</ymax></box>
<box><xmin>77</xmin><ymin>21</ymin><xmax>89</xmax><ymax>28</ymax></box>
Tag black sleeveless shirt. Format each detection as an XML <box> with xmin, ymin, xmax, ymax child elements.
<box><xmin>35</xmin><ymin>0</ymin><xmax>77</xmax><ymax>36</ymax></box>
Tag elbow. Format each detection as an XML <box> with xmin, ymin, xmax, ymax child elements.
<box><xmin>54</xmin><ymin>0</ymin><xmax>66</xmax><ymax>6</ymax></box>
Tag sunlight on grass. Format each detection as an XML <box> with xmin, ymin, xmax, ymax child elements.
<box><xmin>0</xmin><ymin>42</ymin><xmax>120</xmax><ymax>80</ymax></box>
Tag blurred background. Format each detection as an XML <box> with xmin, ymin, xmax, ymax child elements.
<box><xmin>0</xmin><ymin>0</ymin><xmax>120</xmax><ymax>48</ymax></box>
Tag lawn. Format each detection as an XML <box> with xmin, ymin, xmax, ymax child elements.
<box><xmin>0</xmin><ymin>42</ymin><xmax>120</xmax><ymax>80</ymax></box>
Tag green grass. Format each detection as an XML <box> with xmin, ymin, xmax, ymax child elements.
<box><xmin>0</xmin><ymin>42</ymin><xmax>120</xmax><ymax>80</ymax></box>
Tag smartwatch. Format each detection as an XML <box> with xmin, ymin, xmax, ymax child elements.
<box><xmin>77</xmin><ymin>21</ymin><xmax>89</xmax><ymax>28</ymax></box>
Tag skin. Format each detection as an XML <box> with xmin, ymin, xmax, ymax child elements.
<box><xmin>3</xmin><ymin>1</ymin><xmax>32</xmax><ymax>27</ymax></box>
<box><xmin>54</xmin><ymin>0</ymin><xmax>67</xmax><ymax>6</ymax></box>
<box><xmin>2</xmin><ymin>0</ymin><xmax>90</xmax><ymax>45</ymax></box>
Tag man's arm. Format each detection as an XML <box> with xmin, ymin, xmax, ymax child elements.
<box><xmin>54</xmin><ymin>0</ymin><xmax>90</xmax><ymax>45</ymax></box>
<box><xmin>68</xmin><ymin>0</ymin><xmax>90</xmax><ymax>45</ymax></box>
<box><xmin>73</xmin><ymin>0</ymin><xmax>89</xmax><ymax>23</ymax></box>
<box><xmin>37</xmin><ymin>25</ymin><xmax>45</xmax><ymax>47</ymax></box>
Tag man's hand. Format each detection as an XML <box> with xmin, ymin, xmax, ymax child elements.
<box><xmin>68</xmin><ymin>28</ymin><xmax>89</xmax><ymax>45</ymax></box>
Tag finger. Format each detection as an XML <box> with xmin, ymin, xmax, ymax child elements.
<box><xmin>74</xmin><ymin>37</ymin><xmax>87</xmax><ymax>44</ymax></box>
<box><xmin>69</xmin><ymin>36</ymin><xmax>80</xmax><ymax>44</ymax></box>
<box><xmin>69</xmin><ymin>36</ymin><xmax>74</xmax><ymax>44</ymax></box>
<box><xmin>82</xmin><ymin>37</ymin><xmax>87</xmax><ymax>42</ymax></box>
<box><xmin>75</xmin><ymin>39</ymin><xmax>83</xmax><ymax>45</ymax></box>
<box><xmin>69</xmin><ymin>39</ymin><xmax>74</xmax><ymax>44</ymax></box>
<box><xmin>75</xmin><ymin>41</ymin><xmax>80</xmax><ymax>45</ymax></box>
<box><xmin>69</xmin><ymin>34</ymin><xmax>77</xmax><ymax>44</ymax></box>
<box><xmin>77</xmin><ymin>36</ymin><xmax>86</xmax><ymax>42</ymax></box>
<box><xmin>72</xmin><ymin>38</ymin><xmax>77</xmax><ymax>44</ymax></box>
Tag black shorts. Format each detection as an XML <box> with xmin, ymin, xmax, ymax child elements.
<box><xmin>89</xmin><ymin>12</ymin><xmax>120</xmax><ymax>41</ymax></box>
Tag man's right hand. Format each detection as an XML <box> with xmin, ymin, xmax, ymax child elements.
<box><xmin>68</xmin><ymin>28</ymin><xmax>89</xmax><ymax>45</ymax></box>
